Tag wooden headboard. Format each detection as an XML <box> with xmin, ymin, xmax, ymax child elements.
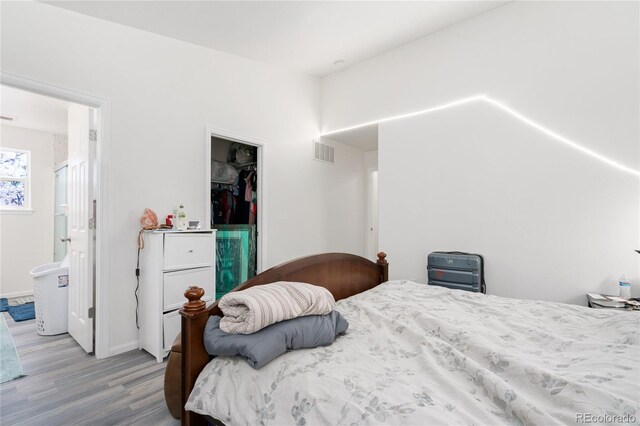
<box><xmin>179</xmin><ymin>252</ymin><xmax>389</xmax><ymax>426</ymax></box>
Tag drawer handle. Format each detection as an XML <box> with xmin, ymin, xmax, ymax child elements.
<box><xmin>187</xmin><ymin>249</ymin><xmax>194</xmax><ymax>253</ymax></box>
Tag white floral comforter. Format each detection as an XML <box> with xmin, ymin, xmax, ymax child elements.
<box><xmin>186</xmin><ymin>280</ymin><xmax>640</xmax><ymax>425</ymax></box>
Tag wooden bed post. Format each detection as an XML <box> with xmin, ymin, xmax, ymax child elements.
<box><xmin>377</xmin><ymin>252</ymin><xmax>388</xmax><ymax>283</ymax></box>
<box><xmin>180</xmin><ymin>286</ymin><xmax>210</xmax><ymax>426</ymax></box>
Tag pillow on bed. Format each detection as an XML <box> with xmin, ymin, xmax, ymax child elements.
<box><xmin>204</xmin><ymin>311</ymin><xmax>349</xmax><ymax>369</ymax></box>
<box><xmin>218</xmin><ymin>281</ymin><xmax>336</xmax><ymax>334</ymax></box>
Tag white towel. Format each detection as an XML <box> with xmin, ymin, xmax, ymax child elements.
<box><xmin>218</xmin><ymin>282</ymin><xmax>335</xmax><ymax>334</ymax></box>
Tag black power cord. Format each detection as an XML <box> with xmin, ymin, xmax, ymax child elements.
<box><xmin>135</xmin><ymin>246</ymin><xmax>140</xmax><ymax>329</ymax></box>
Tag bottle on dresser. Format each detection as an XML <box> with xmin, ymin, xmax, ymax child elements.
<box><xmin>175</xmin><ymin>204</ymin><xmax>188</xmax><ymax>231</ymax></box>
<box><xmin>618</xmin><ymin>274</ymin><xmax>631</xmax><ymax>300</ymax></box>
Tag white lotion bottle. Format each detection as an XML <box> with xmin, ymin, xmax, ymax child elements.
<box><xmin>176</xmin><ymin>204</ymin><xmax>188</xmax><ymax>231</ymax></box>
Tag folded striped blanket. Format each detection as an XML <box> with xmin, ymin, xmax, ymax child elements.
<box><xmin>218</xmin><ymin>282</ymin><xmax>335</xmax><ymax>334</ymax></box>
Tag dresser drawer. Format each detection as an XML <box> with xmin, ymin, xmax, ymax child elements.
<box><xmin>163</xmin><ymin>233</ymin><xmax>214</xmax><ymax>271</ymax></box>
<box><xmin>163</xmin><ymin>310</ymin><xmax>181</xmax><ymax>352</ymax></box>
<box><xmin>163</xmin><ymin>266</ymin><xmax>214</xmax><ymax>311</ymax></box>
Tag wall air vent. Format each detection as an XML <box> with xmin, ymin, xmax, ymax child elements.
<box><xmin>313</xmin><ymin>140</ymin><xmax>335</xmax><ymax>164</ymax></box>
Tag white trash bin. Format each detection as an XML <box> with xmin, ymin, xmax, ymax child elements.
<box><xmin>29</xmin><ymin>257</ymin><xmax>69</xmax><ymax>335</ymax></box>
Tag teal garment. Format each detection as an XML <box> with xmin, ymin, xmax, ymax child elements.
<box><xmin>214</xmin><ymin>225</ymin><xmax>256</xmax><ymax>299</ymax></box>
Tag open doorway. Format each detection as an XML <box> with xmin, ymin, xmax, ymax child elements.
<box><xmin>0</xmin><ymin>75</ymin><xmax>109</xmax><ymax>358</ymax></box>
<box><xmin>205</xmin><ymin>128</ymin><xmax>264</xmax><ymax>300</ymax></box>
<box><xmin>320</xmin><ymin>124</ymin><xmax>379</xmax><ymax>259</ymax></box>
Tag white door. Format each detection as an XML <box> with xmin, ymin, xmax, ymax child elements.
<box><xmin>67</xmin><ymin>104</ymin><xmax>94</xmax><ymax>353</ymax></box>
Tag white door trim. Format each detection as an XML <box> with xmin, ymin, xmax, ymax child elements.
<box><xmin>1</xmin><ymin>72</ymin><xmax>111</xmax><ymax>359</ymax></box>
<box><xmin>204</xmin><ymin>126</ymin><xmax>266</xmax><ymax>273</ymax></box>
<box><xmin>365</xmin><ymin>167</ymin><xmax>379</xmax><ymax>260</ymax></box>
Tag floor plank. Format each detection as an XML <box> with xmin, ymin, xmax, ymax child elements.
<box><xmin>0</xmin><ymin>312</ymin><xmax>180</xmax><ymax>425</ymax></box>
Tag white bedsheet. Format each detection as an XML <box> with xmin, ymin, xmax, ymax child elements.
<box><xmin>186</xmin><ymin>280</ymin><xmax>640</xmax><ymax>425</ymax></box>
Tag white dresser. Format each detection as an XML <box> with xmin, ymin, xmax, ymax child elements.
<box><xmin>139</xmin><ymin>230</ymin><xmax>216</xmax><ymax>362</ymax></box>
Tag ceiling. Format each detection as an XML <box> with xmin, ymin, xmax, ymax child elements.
<box><xmin>44</xmin><ymin>1</ymin><xmax>509</xmax><ymax>76</ymax></box>
<box><xmin>325</xmin><ymin>124</ymin><xmax>378</xmax><ymax>152</ymax></box>
<box><xmin>1</xmin><ymin>85</ymin><xmax>70</xmax><ymax>136</ymax></box>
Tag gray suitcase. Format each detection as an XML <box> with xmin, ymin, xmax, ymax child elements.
<box><xmin>427</xmin><ymin>252</ymin><xmax>486</xmax><ymax>293</ymax></box>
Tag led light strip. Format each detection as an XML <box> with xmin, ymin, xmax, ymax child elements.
<box><xmin>320</xmin><ymin>95</ymin><xmax>485</xmax><ymax>137</ymax></box>
<box><xmin>320</xmin><ymin>95</ymin><xmax>640</xmax><ymax>178</ymax></box>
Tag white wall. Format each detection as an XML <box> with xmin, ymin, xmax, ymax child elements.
<box><xmin>1</xmin><ymin>1</ymin><xmax>364</xmax><ymax>355</ymax></box>
<box><xmin>379</xmin><ymin>103</ymin><xmax>638</xmax><ymax>304</ymax></box>
<box><xmin>0</xmin><ymin>125</ymin><xmax>54</xmax><ymax>298</ymax></box>
<box><xmin>53</xmin><ymin>134</ymin><xmax>68</xmax><ymax>169</ymax></box>
<box><xmin>322</xmin><ymin>1</ymin><xmax>640</xmax><ymax>303</ymax></box>
<box><xmin>320</xmin><ymin>138</ymin><xmax>367</xmax><ymax>257</ymax></box>
<box><xmin>364</xmin><ymin>150</ymin><xmax>378</xmax><ymax>170</ymax></box>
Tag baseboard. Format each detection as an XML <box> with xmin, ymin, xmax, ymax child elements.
<box><xmin>109</xmin><ymin>341</ymin><xmax>140</xmax><ymax>357</ymax></box>
<box><xmin>0</xmin><ymin>290</ymin><xmax>34</xmax><ymax>299</ymax></box>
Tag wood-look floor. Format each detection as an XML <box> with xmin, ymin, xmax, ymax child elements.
<box><xmin>0</xmin><ymin>312</ymin><xmax>180</xmax><ymax>426</ymax></box>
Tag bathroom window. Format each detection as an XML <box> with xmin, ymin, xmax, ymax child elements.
<box><xmin>0</xmin><ymin>148</ymin><xmax>31</xmax><ymax>211</ymax></box>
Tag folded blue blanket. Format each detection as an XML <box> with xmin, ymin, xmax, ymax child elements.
<box><xmin>204</xmin><ymin>311</ymin><xmax>349</xmax><ymax>369</ymax></box>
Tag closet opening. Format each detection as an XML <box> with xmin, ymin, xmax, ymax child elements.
<box><xmin>206</xmin><ymin>131</ymin><xmax>263</xmax><ymax>300</ymax></box>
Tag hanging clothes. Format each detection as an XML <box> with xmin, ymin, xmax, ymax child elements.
<box><xmin>244</xmin><ymin>171</ymin><xmax>254</xmax><ymax>203</ymax></box>
<box><xmin>212</xmin><ymin>189</ymin><xmax>222</xmax><ymax>225</ymax></box>
<box><xmin>234</xmin><ymin>169</ymin><xmax>250</xmax><ymax>224</ymax></box>
<box><xmin>212</xmin><ymin>142</ymin><xmax>257</xmax><ymax>226</ymax></box>
<box><xmin>212</xmin><ymin>185</ymin><xmax>237</xmax><ymax>225</ymax></box>
<box><xmin>249</xmin><ymin>190</ymin><xmax>257</xmax><ymax>225</ymax></box>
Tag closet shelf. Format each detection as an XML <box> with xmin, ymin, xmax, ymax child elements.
<box><xmin>230</xmin><ymin>162</ymin><xmax>257</xmax><ymax>169</ymax></box>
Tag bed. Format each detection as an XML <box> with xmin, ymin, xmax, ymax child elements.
<box><xmin>178</xmin><ymin>252</ymin><xmax>639</xmax><ymax>425</ymax></box>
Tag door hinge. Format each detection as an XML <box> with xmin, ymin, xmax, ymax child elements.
<box><xmin>89</xmin><ymin>129</ymin><xmax>97</xmax><ymax>142</ymax></box>
<box><xmin>91</xmin><ymin>200</ymin><xmax>97</xmax><ymax>230</ymax></box>
<box><xmin>88</xmin><ymin>307</ymin><xmax>95</xmax><ymax>319</ymax></box>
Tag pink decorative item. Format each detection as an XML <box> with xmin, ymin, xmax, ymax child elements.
<box><xmin>140</xmin><ymin>208</ymin><xmax>159</xmax><ymax>229</ymax></box>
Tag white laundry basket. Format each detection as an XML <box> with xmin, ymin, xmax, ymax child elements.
<box><xmin>30</xmin><ymin>258</ymin><xmax>69</xmax><ymax>335</ymax></box>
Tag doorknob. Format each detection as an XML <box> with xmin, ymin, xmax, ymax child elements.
<box><xmin>61</xmin><ymin>236</ymin><xmax>71</xmax><ymax>243</ymax></box>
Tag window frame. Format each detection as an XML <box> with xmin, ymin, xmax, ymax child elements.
<box><xmin>0</xmin><ymin>147</ymin><xmax>32</xmax><ymax>213</ymax></box>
